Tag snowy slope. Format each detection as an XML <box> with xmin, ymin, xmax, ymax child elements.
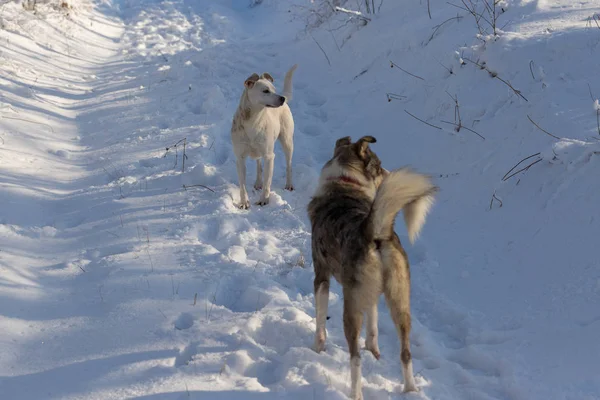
<box><xmin>1</xmin><ymin>0</ymin><xmax>599</xmax><ymax>399</ymax></box>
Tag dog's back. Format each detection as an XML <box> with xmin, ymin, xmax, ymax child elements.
<box><xmin>308</xmin><ymin>184</ymin><xmax>374</xmax><ymax>284</ymax></box>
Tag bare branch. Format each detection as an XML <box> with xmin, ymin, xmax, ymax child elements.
<box><xmin>501</xmin><ymin>152</ymin><xmax>541</xmax><ymax>181</ymax></box>
<box><xmin>489</xmin><ymin>191</ymin><xmax>503</xmax><ymax>210</ymax></box>
<box><xmin>529</xmin><ymin>60</ymin><xmax>536</xmax><ymax>80</ymax></box>
<box><xmin>463</xmin><ymin>57</ymin><xmax>528</xmax><ymax>101</ymax></box>
<box><xmin>310</xmin><ymin>33</ymin><xmax>331</xmax><ymax>66</ymax></box>
<box><xmin>438</xmin><ymin>60</ymin><xmax>454</xmax><ymax>75</ymax></box>
<box><xmin>590</xmin><ymin>84</ymin><xmax>600</xmax><ymax>136</ymax></box>
<box><xmin>183</xmin><ymin>184</ymin><xmax>215</xmax><ymax>193</ymax></box>
<box><xmin>526</xmin><ymin>115</ymin><xmax>561</xmax><ymax>140</ymax></box>
<box><xmin>404</xmin><ymin>110</ymin><xmax>442</xmax><ymax>130</ymax></box>
<box><xmin>386</xmin><ymin>92</ymin><xmax>406</xmax><ymax>102</ymax></box>
<box><xmin>440</xmin><ymin>120</ymin><xmax>486</xmax><ymax>140</ymax></box>
<box><xmin>335</xmin><ymin>6</ymin><xmax>371</xmax><ymax>22</ymax></box>
<box><xmin>390</xmin><ymin>60</ymin><xmax>425</xmax><ymax>81</ymax></box>
<box><xmin>425</xmin><ymin>15</ymin><xmax>463</xmax><ymax>45</ymax></box>
<box><xmin>502</xmin><ymin>158</ymin><xmax>543</xmax><ymax>181</ymax></box>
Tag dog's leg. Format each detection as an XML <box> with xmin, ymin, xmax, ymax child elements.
<box><xmin>343</xmin><ymin>291</ymin><xmax>364</xmax><ymax>400</ymax></box>
<box><xmin>235</xmin><ymin>156</ymin><xmax>250</xmax><ymax>209</ymax></box>
<box><xmin>381</xmin><ymin>243</ymin><xmax>418</xmax><ymax>392</ymax></box>
<box><xmin>313</xmin><ymin>274</ymin><xmax>329</xmax><ymax>353</ymax></box>
<box><xmin>253</xmin><ymin>160</ymin><xmax>262</xmax><ymax>190</ymax></box>
<box><xmin>365</xmin><ymin>302</ymin><xmax>380</xmax><ymax>360</ymax></box>
<box><xmin>256</xmin><ymin>153</ymin><xmax>274</xmax><ymax>206</ymax></box>
<box><xmin>279</xmin><ymin>133</ymin><xmax>294</xmax><ymax>191</ymax></box>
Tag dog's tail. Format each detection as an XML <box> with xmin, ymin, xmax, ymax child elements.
<box><xmin>371</xmin><ymin>168</ymin><xmax>437</xmax><ymax>244</ymax></box>
<box><xmin>282</xmin><ymin>64</ymin><xmax>298</xmax><ymax>102</ymax></box>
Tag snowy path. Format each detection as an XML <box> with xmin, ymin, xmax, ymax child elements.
<box><xmin>1</xmin><ymin>0</ymin><xmax>599</xmax><ymax>399</ymax></box>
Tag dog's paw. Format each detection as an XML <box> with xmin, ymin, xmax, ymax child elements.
<box><xmin>350</xmin><ymin>390</ymin><xmax>364</xmax><ymax>400</ymax></box>
<box><xmin>255</xmin><ymin>198</ymin><xmax>270</xmax><ymax>206</ymax></box>
<box><xmin>365</xmin><ymin>343</ymin><xmax>380</xmax><ymax>360</ymax></box>
<box><xmin>402</xmin><ymin>381</ymin><xmax>419</xmax><ymax>393</ymax></box>
<box><xmin>253</xmin><ymin>183</ymin><xmax>263</xmax><ymax>190</ymax></box>
<box><xmin>313</xmin><ymin>333</ymin><xmax>326</xmax><ymax>353</ymax></box>
<box><xmin>285</xmin><ymin>184</ymin><xmax>294</xmax><ymax>191</ymax></box>
<box><xmin>313</xmin><ymin>342</ymin><xmax>326</xmax><ymax>353</ymax></box>
<box><xmin>238</xmin><ymin>200</ymin><xmax>250</xmax><ymax>210</ymax></box>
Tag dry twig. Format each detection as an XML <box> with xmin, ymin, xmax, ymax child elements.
<box><xmin>529</xmin><ymin>60</ymin><xmax>536</xmax><ymax>80</ymax></box>
<box><xmin>503</xmin><ymin>158</ymin><xmax>543</xmax><ymax>181</ymax></box>
<box><xmin>440</xmin><ymin>120</ymin><xmax>486</xmax><ymax>140</ymax></box>
<box><xmin>425</xmin><ymin>15</ymin><xmax>463</xmax><ymax>45</ymax></box>
<box><xmin>588</xmin><ymin>83</ymin><xmax>600</xmax><ymax>136</ymax></box>
<box><xmin>463</xmin><ymin>57</ymin><xmax>528</xmax><ymax>101</ymax></box>
<box><xmin>526</xmin><ymin>115</ymin><xmax>561</xmax><ymax>140</ymax></box>
<box><xmin>501</xmin><ymin>152</ymin><xmax>543</xmax><ymax>181</ymax></box>
<box><xmin>310</xmin><ymin>33</ymin><xmax>331</xmax><ymax>66</ymax></box>
<box><xmin>164</xmin><ymin>138</ymin><xmax>188</xmax><ymax>172</ymax></box>
<box><xmin>489</xmin><ymin>191</ymin><xmax>503</xmax><ymax>210</ymax></box>
<box><xmin>404</xmin><ymin>110</ymin><xmax>442</xmax><ymax>130</ymax></box>
<box><xmin>386</xmin><ymin>92</ymin><xmax>406</xmax><ymax>102</ymax></box>
<box><xmin>335</xmin><ymin>6</ymin><xmax>371</xmax><ymax>22</ymax></box>
<box><xmin>502</xmin><ymin>152</ymin><xmax>541</xmax><ymax>181</ymax></box>
<box><xmin>183</xmin><ymin>184</ymin><xmax>215</xmax><ymax>193</ymax></box>
<box><xmin>390</xmin><ymin>60</ymin><xmax>425</xmax><ymax>81</ymax></box>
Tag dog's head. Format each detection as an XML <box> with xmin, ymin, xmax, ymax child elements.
<box><xmin>315</xmin><ymin>135</ymin><xmax>388</xmax><ymax>198</ymax></box>
<box><xmin>244</xmin><ymin>72</ymin><xmax>286</xmax><ymax>108</ymax></box>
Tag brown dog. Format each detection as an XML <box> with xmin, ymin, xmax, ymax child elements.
<box><xmin>307</xmin><ymin>136</ymin><xmax>437</xmax><ymax>399</ymax></box>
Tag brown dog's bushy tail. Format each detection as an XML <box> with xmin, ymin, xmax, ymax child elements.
<box><xmin>282</xmin><ymin>64</ymin><xmax>298</xmax><ymax>102</ymax></box>
<box><xmin>371</xmin><ymin>168</ymin><xmax>437</xmax><ymax>243</ymax></box>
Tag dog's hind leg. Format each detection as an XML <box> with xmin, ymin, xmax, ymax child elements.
<box><xmin>253</xmin><ymin>160</ymin><xmax>262</xmax><ymax>190</ymax></box>
<box><xmin>343</xmin><ymin>290</ymin><xmax>364</xmax><ymax>400</ymax></box>
<box><xmin>279</xmin><ymin>132</ymin><xmax>294</xmax><ymax>191</ymax></box>
<box><xmin>235</xmin><ymin>156</ymin><xmax>250</xmax><ymax>209</ymax></box>
<box><xmin>313</xmin><ymin>273</ymin><xmax>329</xmax><ymax>353</ymax></box>
<box><xmin>381</xmin><ymin>242</ymin><xmax>418</xmax><ymax>392</ymax></box>
<box><xmin>365</xmin><ymin>303</ymin><xmax>380</xmax><ymax>360</ymax></box>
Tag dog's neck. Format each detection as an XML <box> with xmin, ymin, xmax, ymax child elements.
<box><xmin>327</xmin><ymin>175</ymin><xmax>363</xmax><ymax>187</ymax></box>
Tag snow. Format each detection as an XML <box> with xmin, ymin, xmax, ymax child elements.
<box><xmin>1</xmin><ymin>0</ymin><xmax>599</xmax><ymax>399</ymax></box>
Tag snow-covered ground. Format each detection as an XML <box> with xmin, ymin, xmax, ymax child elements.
<box><xmin>1</xmin><ymin>0</ymin><xmax>599</xmax><ymax>398</ymax></box>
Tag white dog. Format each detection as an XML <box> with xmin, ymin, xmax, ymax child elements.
<box><xmin>230</xmin><ymin>64</ymin><xmax>298</xmax><ymax>209</ymax></box>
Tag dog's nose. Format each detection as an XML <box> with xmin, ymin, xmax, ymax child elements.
<box><xmin>279</xmin><ymin>96</ymin><xmax>286</xmax><ymax>104</ymax></box>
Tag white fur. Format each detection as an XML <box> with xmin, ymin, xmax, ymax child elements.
<box><xmin>402</xmin><ymin>360</ymin><xmax>417</xmax><ymax>392</ymax></box>
<box><xmin>371</xmin><ymin>168</ymin><xmax>436</xmax><ymax>243</ymax></box>
<box><xmin>365</xmin><ymin>303</ymin><xmax>380</xmax><ymax>359</ymax></box>
<box><xmin>350</xmin><ymin>356</ymin><xmax>363</xmax><ymax>400</ymax></box>
<box><xmin>313</xmin><ymin>282</ymin><xmax>329</xmax><ymax>353</ymax></box>
<box><xmin>231</xmin><ymin>65</ymin><xmax>298</xmax><ymax>208</ymax></box>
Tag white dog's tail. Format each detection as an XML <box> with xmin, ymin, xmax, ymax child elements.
<box><xmin>371</xmin><ymin>168</ymin><xmax>437</xmax><ymax>244</ymax></box>
<box><xmin>282</xmin><ymin>64</ymin><xmax>298</xmax><ymax>102</ymax></box>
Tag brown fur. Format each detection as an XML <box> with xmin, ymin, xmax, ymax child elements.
<box><xmin>307</xmin><ymin>136</ymin><xmax>437</xmax><ymax>399</ymax></box>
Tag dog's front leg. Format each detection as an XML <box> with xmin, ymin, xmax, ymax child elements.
<box><xmin>253</xmin><ymin>160</ymin><xmax>262</xmax><ymax>190</ymax></box>
<box><xmin>235</xmin><ymin>156</ymin><xmax>250</xmax><ymax>209</ymax></box>
<box><xmin>256</xmin><ymin>153</ymin><xmax>274</xmax><ymax>206</ymax></box>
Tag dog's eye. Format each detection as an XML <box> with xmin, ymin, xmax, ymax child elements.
<box><xmin>262</xmin><ymin>89</ymin><xmax>270</xmax><ymax>94</ymax></box>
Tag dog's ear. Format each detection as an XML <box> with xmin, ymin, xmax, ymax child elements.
<box><xmin>260</xmin><ymin>72</ymin><xmax>274</xmax><ymax>83</ymax></box>
<box><xmin>335</xmin><ymin>136</ymin><xmax>352</xmax><ymax>149</ymax></box>
<box><xmin>356</xmin><ymin>135</ymin><xmax>377</xmax><ymax>158</ymax></box>
<box><xmin>244</xmin><ymin>73</ymin><xmax>260</xmax><ymax>88</ymax></box>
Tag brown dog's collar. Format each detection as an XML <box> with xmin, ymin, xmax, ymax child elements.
<box><xmin>328</xmin><ymin>175</ymin><xmax>363</xmax><ymax>186</ymax></box>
